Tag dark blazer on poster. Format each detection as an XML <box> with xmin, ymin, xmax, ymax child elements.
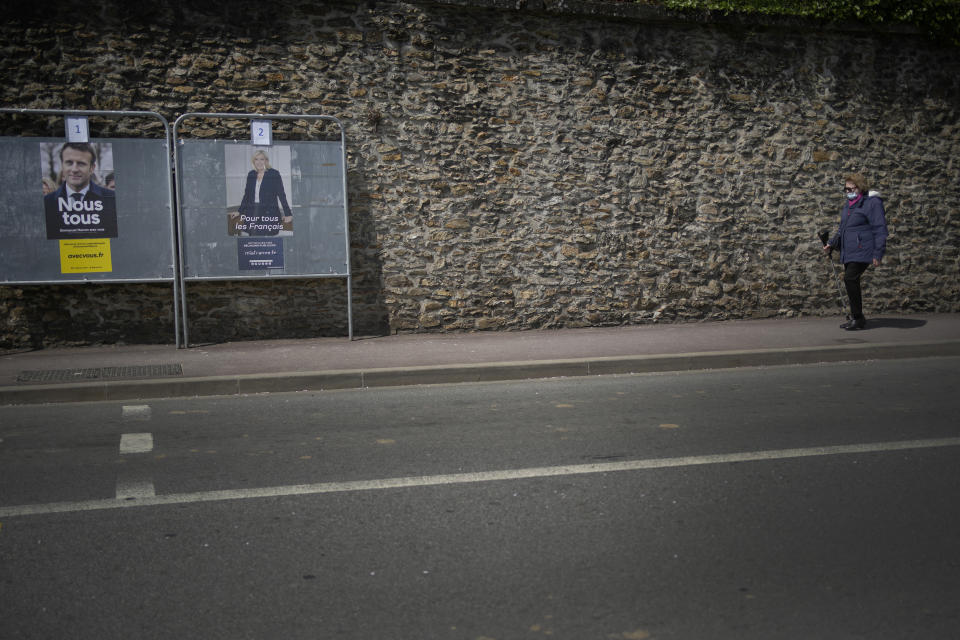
<box><xmin>43</xmin><ymin>182</ymin><xmax>118</xmax><ymax>239</ymax></box>
<box><xmin>44</xmin><ymin>181</ymin><xmax>115</xmax><ymax>207</ymax></box>
<box><xmin>238</xmin><ymin>168</ymin><xmax>292</xmax><ymax>236</ymax></box>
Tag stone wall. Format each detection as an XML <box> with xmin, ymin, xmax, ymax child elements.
<box><xmin>2</xmin><ymin>0</ymin><xmax>959</xmax><ymax>348</ymax></box>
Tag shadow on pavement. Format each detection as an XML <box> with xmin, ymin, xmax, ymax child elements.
<box><xmin>868</xmin><ymin>318</ymin><xmax>928</xmax><ymax>329</ymax></box>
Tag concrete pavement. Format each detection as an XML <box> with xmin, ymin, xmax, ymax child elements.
<box><xmin>2</xmin><ymin>314</ymin><xmax>959</xmax><ymax>405</ymax></box>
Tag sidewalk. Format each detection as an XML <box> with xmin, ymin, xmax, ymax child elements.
<box><xmin>2</xmin><ymin>314</ymin><xmax>959</xmax><ymax>405</ymax></box>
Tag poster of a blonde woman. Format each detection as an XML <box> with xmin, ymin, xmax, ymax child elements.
<box><xmin>229</xmin><ymin>150</ymin><xmax>292</xmax><ymax>236</ymax></box>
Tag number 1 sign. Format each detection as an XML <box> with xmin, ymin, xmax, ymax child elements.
<box><xmin>65</xmin><ymin>116</ymin><xmax>90</xmax><ymax>143</ymax></box>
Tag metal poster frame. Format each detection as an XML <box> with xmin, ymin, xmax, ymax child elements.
<box><xmin>172</xmin><ymin>112</ymin><xmax>353</xmax><ymax>345</ymax></box>
<box><xmin>0</xmin><ymin>107</ymin><xmax>182</xmax><ymax>347</ymax></box>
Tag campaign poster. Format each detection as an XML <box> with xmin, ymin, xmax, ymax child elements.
<box><xmin>224</xmin><ymin>145</ymin><xmax>294</xmax><ymax>238</ymax></box>
<box><xmin>238</xmin><ymin>238</ymin><xmax>284</xmax><ymax>270</ymax></box>
<box><xmin>59</xmin><ymin>239</ymin><xmax>112</xmax><ymax>273</ymax></box>
<box><xmin>41</xmin><ymin>141</ymin><xmax>117</xmax><ymax>239</ymax></box>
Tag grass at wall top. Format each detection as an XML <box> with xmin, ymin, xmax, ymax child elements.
<box><xmin>636</xmin><ymin>0</ymin><xmax>960</xmax><ymax>45</ymax></box>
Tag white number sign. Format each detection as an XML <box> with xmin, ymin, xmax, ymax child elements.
<box><xmin>251</xmin><ymin>120</ymin><xmax>272</xmax><ymax>146</ymax></box>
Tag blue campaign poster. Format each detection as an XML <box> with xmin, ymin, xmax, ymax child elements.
<box><xmin>237</xmin><ymin>237</ymin><xmax>283</xmax><ymax>270</ymax></box>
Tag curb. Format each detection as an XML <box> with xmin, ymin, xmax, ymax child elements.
<box><xmin>2</xmin><ymin>340</ymin><xmax>959</xmax><ymax>406</ymax></box>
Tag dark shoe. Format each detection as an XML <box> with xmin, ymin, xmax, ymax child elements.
<box><xmin>841</xmin><ymin>318</ymin><xmax>866</xmax><ymax>331</ymax></box>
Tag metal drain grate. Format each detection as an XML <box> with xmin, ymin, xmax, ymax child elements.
<box><xmin>17</xmin><ymin>364</ymin><xmax>183</xmax><ymax>384</ymax></box>
<box><xmin>101</xmin><ymin>365</ymin><xmax>183</xmax><ymax>379</ymax></box>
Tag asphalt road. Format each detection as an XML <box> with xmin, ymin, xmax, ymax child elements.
<box><xmin>2</xmin><ymin>357</ymin><xmax>959</xmax><ymax>639</ymax></box>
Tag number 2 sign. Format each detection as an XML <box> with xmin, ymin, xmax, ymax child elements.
<box><xmin>251</xmin><ymin>120</ymin><xmax>272</xmax><ymax>146</ymax></box>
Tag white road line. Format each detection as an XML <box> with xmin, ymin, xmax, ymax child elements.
<box><xmin>122</xmin><ymin>405</ymin><xmax>151</xmax><ymax>421</ymax></box>
<box><xmin>119</xmin><ymin>433</ymin><xmax>154</xmax><ymax>454</ymax></box>
<box><xmin>2</xmin><ymin>436</ymin><xmax>959</xmax><ymax>519</ymax></box>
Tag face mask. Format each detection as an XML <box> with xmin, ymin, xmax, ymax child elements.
<box><xmin>846</xmin><ymin>191</ymin><xmax>859</xmax><ymax>201</ymax></box>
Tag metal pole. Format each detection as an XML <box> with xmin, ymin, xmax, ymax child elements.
<box><xmin>333</xmin><ymin>116</ymin><xmax>354</xmax><ymax>341</ymax></box>
<box><xmin>171</xmin><ymin>113</ymin><xmax>191</xmax><ymax>347</ymax></box>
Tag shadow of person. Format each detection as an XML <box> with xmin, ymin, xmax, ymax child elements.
<box><xmin>866</xmin><ymin>318</ymin><xmax>928</xmax><ymax>329</ymax></box>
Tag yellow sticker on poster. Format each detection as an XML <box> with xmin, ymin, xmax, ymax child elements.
<box><xmin>59</xmin><ymin>239</ymin><xmax>112</xmax><ymax>273</ymax></box>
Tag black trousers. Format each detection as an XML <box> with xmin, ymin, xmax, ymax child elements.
<box><xmin>843</xmin><ymin>262</ymin><xmax>870</xmax><ymax>319</ymax></box>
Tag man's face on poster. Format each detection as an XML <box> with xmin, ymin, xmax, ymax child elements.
<box><xmin>61</xmin><ymin>147</ymin><xmax>96</xmax><ymax>191</ymax></box>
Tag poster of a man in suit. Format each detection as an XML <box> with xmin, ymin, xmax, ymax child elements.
<box><xmin>41</xmin><ymin>142</ymin><xmax>117</xmax><ymax>239</ymax></box>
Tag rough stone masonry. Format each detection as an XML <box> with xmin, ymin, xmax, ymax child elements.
<box><xmin>2</xmin><ymin>0</ymin><xmax>958</xmax><ymax>348</ymax></box>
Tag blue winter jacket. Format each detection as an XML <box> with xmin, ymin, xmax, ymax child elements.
<box><xmin>829</xmin><ymin>195</ymin><xmax>888</xmax><ymax>264</ymax></box>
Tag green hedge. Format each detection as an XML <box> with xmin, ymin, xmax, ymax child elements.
<box><xmin>658</xmin><ymin>0</ymin><xmax>960</xmax><ymax>45</ymax></box>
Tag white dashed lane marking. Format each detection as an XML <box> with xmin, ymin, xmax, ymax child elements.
<box><xmin>122</xmin><ymin>405</ymin><xmax>152</xmax><ymax>421</ymax></box>
<box><xmin>116</xmin><ymin>480</ymin><xmax>156</xmax><ymax>500</ymax></box>
<box><xmin>118</xmin><ymin>405</ymin><xmax>155</xmax><ymax>498</ymax></box>
<box><xmin>119</xmin><ymin>432</ymin><xmax>154</xmax><ymax>454</ymax></box>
